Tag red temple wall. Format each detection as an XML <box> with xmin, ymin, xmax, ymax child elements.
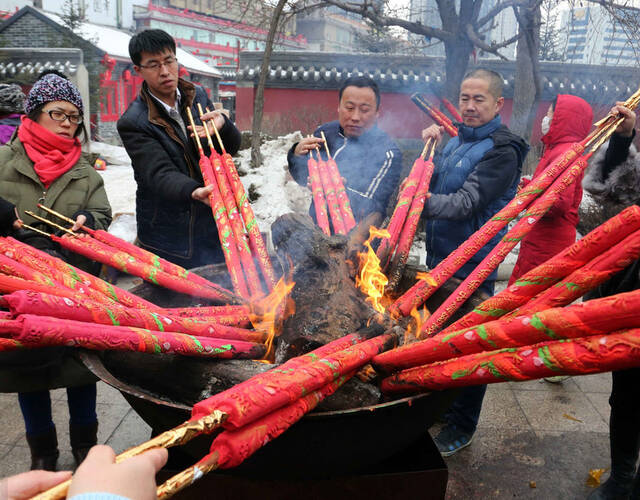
<box><xmin>236</xmin><ymin>86</ymin><xmax>556</xmax><ymax>143</ymax></box>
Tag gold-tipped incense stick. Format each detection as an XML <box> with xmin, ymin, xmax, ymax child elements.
<box><xmin>37</xmin><ymin>204</ymin><xmax>76</xmax><ymax>227</ymax></box>
<box><xmin>320</xmin><ymin>130</ymin><xmax>331</xmax><ymax>159</ymax></box>
<box><xmin>420</xmin><ymin>137</ymin><xmax>433</xmax><ymax>160</ymax></box>
<box><xmin>205</xmin><ymin>106</ymin><xmax>227</xmax><ymax>155</ymax></box>
<box><xmin>31</xmin><ymin>411</ymin><xmax>227</xmax><ymax>500</ymax></box>
<box><xmin>196</xmin><ymin>103</ymin><xmax>216</xmax><ymax>151</ymax></box>
<box><xmin>20</xmin><ymin>223</ymin><xmax>50</xmax><ymax>237</ymax></box>
<box><xmin>156</xmin><ymin>452</ymin><xmax>221</xmax><ymax>499</ymax></box>
<box><xmin>24</xmin><ymin>211</ymin><xmax>75</xmax><ymax>236</ymax></box>
<box><xmin>185</xmin><ymin>107</ymin><xmax>205</xmax><ymax>153</ymax></box>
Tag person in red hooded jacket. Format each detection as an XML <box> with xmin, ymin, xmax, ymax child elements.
<box><xmin>509</xmin><ymin>94</ymin><xmax>593</xmax><ymax>284</ymax></box>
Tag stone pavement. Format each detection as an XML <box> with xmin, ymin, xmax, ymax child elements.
<box><xmin>0</xmin><ymin>371</ymin><xmax>614</xmax><ymax>499</ymax></box>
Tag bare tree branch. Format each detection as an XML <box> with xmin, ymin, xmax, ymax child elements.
<box><xmin>320</xmin><ymin>0</ymin><xmax>455</xmax><ymax>42</ymax></box>
<box><xmin>464</xmin><ymin>24</ymin><xmax>509</xmax><ymax>60</ymax></box>
<box><xmin>476</xmin><ymin>0</ymin><xmax>532</xmax><ymax>28</ymax></box>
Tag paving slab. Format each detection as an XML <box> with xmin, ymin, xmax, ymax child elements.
<box><xmin>442</xmin><ymin>428</ymin><xmax>609</xmax><ymax>499</ymax></box>
<box><xmin>515</xmin><ymin>389</ymin><xmax>608</xmax><ymax>434</ymax></box>
<box><xmin>573</xmin><ymin>373</ymin><xmax>612</xmax><ymax>394</ymax></box>
<box><xmin>477</xmin><ymin>386</ymin><xmax>529</xmax><ymax>430</ymax></box>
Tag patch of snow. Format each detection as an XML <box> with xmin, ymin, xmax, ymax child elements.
<box><xmin>235</xmin><ymin>132</ymin><xmax>310</xmax><ymax>234</ymax></box>
<box><xmin>91</xmin><ymin>141</ymin><xmax>131</xmax><ymax>167</ymax></box>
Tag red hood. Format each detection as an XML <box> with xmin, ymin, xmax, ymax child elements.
<box><xmin>542</xmin><ymin>94</ymin><xmax>593</xmax><ymax>146</ymax></box>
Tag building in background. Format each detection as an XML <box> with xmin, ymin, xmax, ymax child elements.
<box><xmin>560</xmin><ymin>4</ymin><xmax>640</xmax><ymax>66</ymax></box>
<box><xmin>0</xmin><ymin>5</ymin><xmax>221</xmax><ymax>143</ymax></box>
<box><xmin>295</xmin><ymin>0</ymin><xmax>381</xmax><ymax>53</ymax></box>
<box><xmin>134</xmin><ymin>1</ymin><xmax>306</xmax><ymax>69</ymax></box>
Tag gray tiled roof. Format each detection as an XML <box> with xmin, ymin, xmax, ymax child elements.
<box><xmin>237</xmin><ymin>51</ymin><xmax>640</xmax><ymax>103</ymax></box>
<box><xmin>0</xmin><ymin>60</ymin><xmax>78</xmax><ymax>77</ymax></box>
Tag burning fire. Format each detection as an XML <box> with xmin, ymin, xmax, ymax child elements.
<box><xmin>415</xmin><ymin>271</ymin><xmax>438</xmax><ymax>288</ymax></box>
<box><xmin>406</xmin><ymin>305</ymin><xmax>430</xmax><ymax>342</ymax></box>
<box><xmin>249</xmin><ymin>276</ymin><xmax>295</xmax><ymax>362</ymax></box>
<box><xmin>356</xmin><ymin>227</ymin><xmax>391</xmax><ymax>314</ymax></box>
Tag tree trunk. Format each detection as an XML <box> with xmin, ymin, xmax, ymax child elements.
<box><xmin>511</xmin><ymin>2</ymin><xmax>542</xmax><ymax>175</ymax></box>
<box><xmin>250</xmin><ymin>0</ymin><xmax>288</xmax><ymax>168</ymax></box>
<box><xmin>443</xmin><ymin>38</ymin><xmax>473</xmax><ymax>102</ymax></box>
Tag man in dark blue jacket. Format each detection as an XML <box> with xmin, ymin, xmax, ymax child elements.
<box><xmin>118</xmin><ymin>30</ymin><xmax>241</xmax><ymax>269</ymax></box>
<box><xmin>287</xmin><ymin>76</ymin><xmax>402</xmax><ymax>240</ymax></box>
<box><xmin>424</xmin><ymin>68</ymin><xmax>529</xmax><ymax>457</ymax></box>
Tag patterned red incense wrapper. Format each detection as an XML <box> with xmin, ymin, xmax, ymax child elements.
<box><xmin>0</xmin><ymin>252</ymin><xmax>121</xmax><ymax>308</ymax></box>
<box><xmin>190</xmin><ymin>333</ymin><xmax>394</xmax><ymax>428</ymax></box>
<box><xmin>3</xmin><ymin>291</ymin><xmax>265</xmax><ymax>343</ymax></box>
<box><xmin>81</xmin><ymin>227</ymin><xmax>223</xmax><ymax>292</ymax></box>
<box><xmin>411</xmin><ymin>94</ymin><xmax>458</xmax><ymax>137</ymax></box>
<box><xmin>210</xmin><ymin>152</ymin><xmax>263</xmax><ymax>297</ymax></box>
<box><xmin>221</xmin><ymin>152</ymin><xmax>277</xmax><ymax>291</ymax></box>
<box><xmin>438</xmin><ymin>205</ymin><xmax>640</xmax><ymax>337</ymax></box>
<box><xmin>507</xmin><ymin>229</ymin><xmax>640</xmax><ymax>317</ymax></box>
<box><xmin>0</xmin><ymin>273</ymin><xmax>85</xmax><ymax>301</ymax></box>
<box><xmin>0</xmin><ymin>252</ymin><xmax>55</xmax><ymax>287</ymax></box>
<box><xmin>374</xmin><ymin>289</ymin><xmax>640</xmax><ymax>372</ymax></box>
<box><xmin>440</xmin><ymin>97</ymin><xmax>462</xmax><ymax>122</ymax></box>
<box><xmin>381</xmin><ymin>328</ymin><xmax>640</xmax><ymax>393</ymax></box>
<box><xmin>52</xmin><ymin>234</ymin><xmax>239</xmax><ymax>303</ymax></box>
<box><xmin>419</xmin><ymin>156</ymin><xmax>591</xmax><ymax>337</ymax></box>
<box><xmin>317</xmin><ymin>158</ymin><xmax>346</xmax><ymax>235</ymax></box>
<box><xmin>376</xmin><ymin>157</ymin><xmax>425</xmax><ymax>267</ymax></box>
<box><xmin>214</xmin><ymin>373</ymin><xmax>352</xmax><ymax>468</ymax></box>
<box><xmin>0</xmin><ymin>237</ymin><xmax>159</xmax><ymax>310</ymax></box>
<box><xmin>307</xmin><ymin>155</ymin><xmax>331</xmax><ymax>236</ymax></box>
<box><xmin>389</xmin><ymin>141</ymin><xmax>586</xmax><ymax>318</ymax></box>
<box><xmin>164</xmin><ymin>304</ymin><xmax>249</xmax><ymax>317</ymax></box>
<box><xmin>387</xmin><ymin>155</ymin><xmax>436</xmax><ymax>288</ymax></box>
<box><xmin>6</xmin><ymin>314</ymin><xmax>266</xmax><ymax>359</ymax></box>
<box><xmin>198</xmin><ymin>155</ymin><xmax>249</xmax><ymax>299</ymax></box>
<box><xmin>325</xmin><ymin>158</ymin><xmax>356</xmax><ymax>232</ymax></box>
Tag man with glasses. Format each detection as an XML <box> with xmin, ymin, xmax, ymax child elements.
<box><xmin>118</xmin><ymin>29</ymin><xmax>241</xmax><ymax>269</ymax></box>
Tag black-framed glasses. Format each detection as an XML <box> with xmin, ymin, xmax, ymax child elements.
<box><xmin>139</xmin><ymin>56</ymin><xmax>178</xmax><ymax>71</ymax></box>
<box><xmin>42</xmin><ymin>109</ymin><xmax>83</xmax><ymax>125</ymax></box>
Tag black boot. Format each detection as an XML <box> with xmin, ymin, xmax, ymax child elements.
<box><xmin>588</xmin><ymin>410</ymin><xmax>640</xmax><ymax>500</ymax></box>
<box><xmin>26</xmin><ymin>426</ymin><xmax>59</xmax><ymax>471</ymax></box>
<box><xmin>70</xmin><ymin>421</ymin><xmax>98</xmax><ymax>467</ymax></box>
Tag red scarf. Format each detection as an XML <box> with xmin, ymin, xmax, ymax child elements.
<box><xmin>17</xmin><ymin>116</ymin><xmax>82</xmax><ymax>188</ymax></box>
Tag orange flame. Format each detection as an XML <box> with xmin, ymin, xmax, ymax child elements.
<box><xmin>356</xmin><ymin>226</ymin><xmax>390</xmax><ymax>314</ymax></box>
<box><xmin>416</xmin><ymin>271</ymin><xmax>438</xmax><ymax>288</ymax></box>
<box><xmin>249</xmin><ymin>275</ymin><xmax>295</xmax><ymax>362</ymax></box>
<box><xmin>405</xmin><ymin>305</ymin><xmax>430</xmax><ymax>343</ymax></box>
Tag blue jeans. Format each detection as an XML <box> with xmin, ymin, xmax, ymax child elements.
<box><xmin>444</xmin><ymin>384</ymin><xmax>487</xmax><ymax>434</ymax></box>
<box><xmin>18</xmin><ymin>384</ymin><xmax>97</xmax><ymax>436</ymax></box>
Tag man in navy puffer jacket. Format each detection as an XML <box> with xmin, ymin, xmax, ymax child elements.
<box><xmin>287</xmin><ymin>76</ymin><xmax>403</xmax><ymax>242</ymax></box>
<box><xmin>424</xmin><ymin>68</ymin><xmax>529</xmax><ymax>458</ymax></box>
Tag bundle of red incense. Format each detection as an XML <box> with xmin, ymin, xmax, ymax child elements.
<box><xmin>389</xmin><ymin>87</ymin><xmax>640</xmax><ymax>320</ymax></box>
<box><xmin>184</xmin><ymin>107</ymin><xmax>276</xmax><ymax>299</ymax></box>
<box><xmin>305</xmin><ymin>131</ymin><xmax>357</xmax><ymax>235</ymax></box>
<box><xmin>377</xmin><ymin>138</ymin><xmax>437</xmax><ymax>289</ymax></box>
<box><xmin>411</xmin><ymin>93</ymin><xmax>458</xmax><ymax>137</ymax></box>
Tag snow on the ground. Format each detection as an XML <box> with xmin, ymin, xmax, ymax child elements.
<box><xmin>234</xmin><ymin>132</ymin><xmax>310</xmax><ymax>230</ymax></box>
<box><xmin>98</xmin><ymin>163</ymin><xmax>137</xmax><ymax>217</ymax></box>
<box><xmin>95</xmin><ymin>133</ymin><xmax>311</xmax><ymax>244</ymax></box>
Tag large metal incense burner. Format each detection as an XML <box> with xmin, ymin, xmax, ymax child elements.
<box><xmin>81</xmin><ymin>215</ymin><xmax>487</xmax><ymax>495</ymax></box>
